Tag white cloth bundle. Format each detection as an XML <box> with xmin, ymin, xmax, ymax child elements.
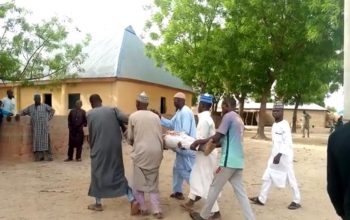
<box><xmin>163</xmin><ymin>131</ymin><xmax>195</xmax><ymax>150</ymax></box>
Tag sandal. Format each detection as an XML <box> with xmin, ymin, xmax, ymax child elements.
<box><xmin>140</xmin><ymin>209</ymin><xmax>150</xmax><ymax>216</ymax></box>
<box><xmin>153</xmin><ymin>212</ymin><xmax>164</xmax><ymax>219</ymax></box>
<box><xmin>249</xmin><ymin>196</ymin><xmax>264</xmax><ymax>206</ymax></box>
<box><xmin>170</xmin><ymin>192</ymin><xmax>185</xmax><ymax>200</ymax></box>
<box><xmin>180</xmin><ymin>202</ymin><xmax>193</xmax><ymax>212</ymax></box>
<box><xmin>88</xmin><ymin>203</ymin><xmax>103</xmax><ymax>211</ymax></box>
<box><xmin>288</xmin><ymin>202</ymin><xmax>301</xmax><ymax>210</ymax></box>
<box><xmin>189</xmin><ymin>211</ymin><xmax>206</xmax><ymax>220</ymax></box>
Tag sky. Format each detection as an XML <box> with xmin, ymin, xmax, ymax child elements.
<box><xmin>14</xmin><ymin>0</ymin><xmax>151</xmax><ymax>37</ymax></box>
<box><xmin>2</xmin><ymin>0</ymin><xmax>345</xmax><ymax>111</ymax></box>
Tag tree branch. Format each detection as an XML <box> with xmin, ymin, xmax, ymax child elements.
<box><xmin>19</xmin><ymin>41</ymin><xmax>46</xmax><ymax>77</ymax></box>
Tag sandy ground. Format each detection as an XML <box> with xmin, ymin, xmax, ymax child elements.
<box><xmin>0</xmin><ymin>127</ymin><xmax>338</xmax><ymax>220</ymax></box>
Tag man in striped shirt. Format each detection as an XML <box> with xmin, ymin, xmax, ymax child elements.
<box><xmin>17</xmin><ymin>94</ymin><xmax>55</xmax><ymax>161</ymax></box>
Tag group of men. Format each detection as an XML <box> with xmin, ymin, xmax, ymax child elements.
<box><xmin>83</xmin><ymin>90</ymin><xmax>303</xmax><ymax>220</ymax></box>
<box><xmin>0</xmin><ymin>90</ymin><xmax>55</xmax><ymax>161</ymax></box>
<box><xmin>0</xmin><ymin>88</ymin><xmax>304</xmax><ymax>219</ymax></box>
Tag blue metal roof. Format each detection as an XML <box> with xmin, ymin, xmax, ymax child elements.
<box><xmin>79</xmin><ymin>26</ymin><xmax>192</xmax><ymax>92</ymax></box>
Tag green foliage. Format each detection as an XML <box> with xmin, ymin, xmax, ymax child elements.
<box><xmin>144</xmin><ymin>0</ymin><xmax>343</xmax><ymax>134</ymax></box>
<box><xmin>0</xmin><ymin>1</ymin><xmax>90</xmax><ymax>84</ymax></box>
<box><xmin>327</xmin><ymin>106</ymin><xmax>337</xmax><ymax>113</ymax></box>
<box><xmin>144</xmin><ymin>0</ymin><xmax>226</xmax><ymax>96</ymax></box>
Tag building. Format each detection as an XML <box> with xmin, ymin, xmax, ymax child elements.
<box><xmin>0</xmin><ymin>26</ymin><xmax>193</xmax><ymax>115</ymax></box>
<box><xmin>241</xmin><ymin>102</ymin><xmax>327</xmax><ymax>128</ymax></box>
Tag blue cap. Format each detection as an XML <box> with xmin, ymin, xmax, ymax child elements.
<box><xmin>200</xmin><ymin>94</ymin><xmax>213</xmax><ymax>104</ymax></box>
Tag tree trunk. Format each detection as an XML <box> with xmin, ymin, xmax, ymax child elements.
<box><xmin>291</xmin><ymin>98</ymin><xmax>300</xmax><ymax>133</ymax></box>
<box><xmin>253</xmin><ymin>94</ymin><xmax>268</xmax><ymax>139</ymax></box>
<box><xmin>238</xmin><ymin>94</ymin><xmax>246</xmax><ymax>118</ymax></box>
<box><xmin>213</xmin><ymin>101</ymin><xmax>218</xmax><ymax>113</ymax></box>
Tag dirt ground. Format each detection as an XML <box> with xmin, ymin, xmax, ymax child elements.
<box><xmin>0</xmin><ymin>127</ymin><xmax>338</xmax><ymax>220</ymax></box>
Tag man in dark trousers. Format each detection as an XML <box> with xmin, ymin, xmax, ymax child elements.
<box><xmin>327</xmin><ymin>121</ymin><xmax>350</xmax><ymax>220</ymax></box>
<box><xmin>65</xmin><ymin>100</ymin><xmax>87</xmax><ymax>162</ymax></box>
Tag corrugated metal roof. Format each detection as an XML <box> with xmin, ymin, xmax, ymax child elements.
<box><xmin>243</xmin><ymin>102</ymin><xmax>327</xmax><ymax>111</ymax></box>
<box><xmin>78</xmin><ymin>26</ymin><xmax>192</xmax><ymax>92</ymax></box>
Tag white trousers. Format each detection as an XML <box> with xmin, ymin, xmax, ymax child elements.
<box><xmin>259</xmin><ymin>168</ymin><xmax>301</xmax><ymax>204</ymax></box>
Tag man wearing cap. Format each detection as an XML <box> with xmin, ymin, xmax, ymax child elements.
<box><xmin>16</xmin><ymin>94</ymin><xmax>55</xmax><ymax>161</ymax></box>
<box><xmin>250</xmin><ymin>102</ymin><xmax>301</xmax><ymax>210</ymax></box>
<box><xmin>127</xmin><ymin>92</ymin><xmax>164</xmax><ymax>219</ymax></box>
<box><xmin>181</xmin><ymin>94</ymin><xmax>221</xmax><ymax>219</ymax></box>
<box><xmin>156</xmin><ymin>92</ymin><xmax>196</xmax><ymax>200</ymax></box>
<box><xmin>189</xmin><ymin>97</ymin><xmax>255</xmax><ymax>220</ymax></box>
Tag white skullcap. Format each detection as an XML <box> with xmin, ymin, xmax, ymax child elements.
<box><xmin>137</xmin><ymin>91</ymin><xmax>149</xmax><ymax>103</ymax></box>
<box><xmin>174</xmin><ymin>92</ymin><xmax>186</xmax><ymax>99</ymax></box>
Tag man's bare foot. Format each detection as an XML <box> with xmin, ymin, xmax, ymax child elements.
<box><xmin>153</xmin><ymin>212</ymin><xmax>164</xmax><ymax>219</ymax></box>
<box><xmin>130</xmin><ymin>200</ymin><xmax>140</xmax><ymax>215</ymax></box>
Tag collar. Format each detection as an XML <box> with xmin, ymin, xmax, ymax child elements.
<box><xmin>198</xmin><ymin>110</ymin><xmax>211</xmax><ymax>118</ymax></box>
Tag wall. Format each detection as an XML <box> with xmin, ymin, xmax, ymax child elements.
<box><xmin>261</xmin><ymin>109</ymin><xmax>326</xmax><ymax>128</ymax></box>
<box><xmin>0</xmin><ymin>79</ymin><xmax>193</xmax><ymax>115</ymax></box>
<box><xmin>115</xmin><ymin>80</ymin><xmax>193</xmax><ymax>114</ymax></box>
<box><xmin>0</xmin><ymin>116</ymin><xmax>69</xmax><ymax>161</ymax></box>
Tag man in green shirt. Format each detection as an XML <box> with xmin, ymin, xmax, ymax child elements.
<box><xmin>189</xmin><ymin>97</ymin><xmax>255</xmax><ymax>220</ymax></box>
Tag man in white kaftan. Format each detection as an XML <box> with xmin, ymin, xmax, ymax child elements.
<box><xmin>181</xmin><ymin>94</ymin><xmax>220</xmax><ymax>218</ymax></box>
<box><xmin>250</xmin><ymin>102</ymin><xmax>301</xmax><ymax>210</ymax></box>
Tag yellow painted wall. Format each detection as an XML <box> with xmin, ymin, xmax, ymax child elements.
<box><xmin>65</xmin><ymin>81</ymin><xmax>116</xmax><ymax>114</ymax></box>
<box><xmin>1</xmin><ymin>80</ymin><xmax>193</xmax><ymax>115</ymax></box>
<box><xmin>115</xmin><ymin>80</ymin><xmax>193</xmax><ymax>114</ymax></box>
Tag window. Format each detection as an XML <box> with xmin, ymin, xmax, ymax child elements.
<box><xmin>160</xmin><ymin>97</ymin><xmax>166</xmax><ymax>114</ymax></box>
<box><xmin>68</xmin><ymin>93</ymin><xmax>80</xmax><ymax>109</ymax></box>
<box><xmin>43</xmin><ymin>94</ymin><xmax>52</xmax><ymax>107</ymax></box>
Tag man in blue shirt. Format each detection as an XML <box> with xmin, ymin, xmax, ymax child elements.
<box><xmin>155</xmin><ymin>92</ymin><xmax>196</xmax><ymax>200</ymax></box>
<box><xmin>189</xmin><ymin>97</ymin><xmax>255</xmax><ymax>220</ymax></box>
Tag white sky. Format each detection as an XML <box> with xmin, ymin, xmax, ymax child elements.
<box><xmin>13</xmin><ymin>0</ymin><xmax>151</xmax><ymax>37</ymax></box>
<box><xmin>1</xmin><ymin>0</ymin><xmax>344</xmax><ymax>111</ymax></box>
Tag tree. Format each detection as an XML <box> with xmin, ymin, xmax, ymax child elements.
<box><xmin>223</xmin><ymin>0</ymin><xmax>343</xmax><ymax>139</ymax></box>
<box><xmin>273</xmin><ymin>0</ymin><xmax>343</xmax><ymax>133</ymax></box>
<box><xmin>144</xmin><ymin>0</ymin><xmax>226</xmax><ymax>98</ymax></box>
<box><xmin>0</xmin><ymin>1</ymin><xmax>90</xmax><ymax>84</ymax></box>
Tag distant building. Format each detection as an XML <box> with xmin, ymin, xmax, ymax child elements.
<box><xmin>0</xmin><ymin>26</ymin><xmax>192</xmax><ymax>115</ymax></box>
<box><xmin>241</xmin><ymin>102</ymin><xmax>327</xmax><ymax>128</ymax></box>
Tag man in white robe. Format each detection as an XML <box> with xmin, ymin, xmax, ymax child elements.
<box><xmin>250</xmin><ymin>102</ymin><xmax>301</xmax><ymax>210</ymax></box>
<box><xmin>181</xmin><ymin>94</ymin><xmax>221</xmax><ymax>219</ymax></box>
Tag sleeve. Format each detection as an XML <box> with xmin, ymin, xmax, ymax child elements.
<box><xmin>83</xmin><ymin>111</ymin><xmax>87</xmax><ymax>127</ymax></box>
<box><xmin>21</xmin><ymin>106</ymin><xmax>30</xmax><ymax>116</ymax></box>
<box><xmin>68</xmin><ymin>111</ymin><xmax>72</xmax><ymax>129</ymax></box>
<box><xmin>327</xmin><ymin>134</ymin><xmax>345</xmax><ymax>217</ymax></box>
<box><xmin>179</xmin><ymin>111</ymin><xmax>194</xmax><ymax>135</ymax></box>
<box><xmin>12</xmin><ymin>100</ymin><xmax>16</xmax><ymax>114</ymax></box>
<box><xmin>161</xmin><ymin>116</ymin><xmax>175</xmax><ymax>129</ymax></box>
<box><xmin>115</xmin><ymin>108</ymin><xmax>129</xmax><ymax>124</ymax></box>
<box><xmin>196</xmin><ymin>119</ymin><xmax>210</xmax><ymax>139</ymax></box>
<box><xmin>46</xmin><ymin>104</ymin><xmax>55</xmax><ymax>120</ymax></box>
<box><xmin>174</xmin><ymin>147</ymin><xmax>196</xmax><ymax>157</ymax></box>
<box><xmin>217</xmin><ymin>114</ymin><xmax>230</xmax><ymax>135</ymax></box>
<box><xmin>127</xmin><ymin>116</ymin><xmax>134</xmax><ymax>145</ymax></box>
<box><xmin>87</xmin><ymin>115</ymin><xmax>93</xmax><ymax>148</ymax></box>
